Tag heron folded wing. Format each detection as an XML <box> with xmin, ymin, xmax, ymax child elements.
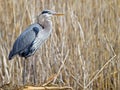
<box><xmin>9</xmin><ymin>23</ymin><xmax>43</xmax><ymax>59</ymax></box>
<box><xmin>33</xmin><ymin>27</ymin><xmax>40</xmax><ymax>36</ymax></box>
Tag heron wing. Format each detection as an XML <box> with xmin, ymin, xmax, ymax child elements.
<box><xmin>9</xmin><ymin>23</ymin><xmax>43</xmax><ymax>58</ymax></box>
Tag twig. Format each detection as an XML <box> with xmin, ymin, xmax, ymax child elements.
<box><xmin>52</xmin><ymin>50</ymin><xmax>69</xmax><ymax>83</ymax></box>
<box><xmin>71</xmin><ymin>74</ymin><xmax>83</xmax><ymax>88</ymax></box>
<box><xmin>85</xmin><ymin>35</ymin><xmax>116</xmax><ymax>88</ymax></box>
<box><xmin>42</xmin><ymin>74</ymin><xmax>57</xmax><ymax>86</ymax></box>
<box><xmin>0</xmin><ymin>46</ymin><xmax>10</xmax><ymax>84</ymax></box>
<box><xmin>24</xmin><ymin>86</ymin><xmax>73</xmax><ymax>90</ymax></box>
<box><xmin>86</xmin><ymin>54</ymin><xmax>116</xmax><ymax>88</ymax></box>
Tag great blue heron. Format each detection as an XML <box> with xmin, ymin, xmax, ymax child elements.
<box><xmin>8</xmin><ymin>10</ymin><xmax>63</xmax><ymax>60</ymax></box>
<box><xmin>8</xmin><ymin>10</ymin><xmax>64</xmax><ymax>84</ymax></box>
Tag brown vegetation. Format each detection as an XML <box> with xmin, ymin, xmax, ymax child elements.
<box><xmin>0</xmin><ymin>0</ymin><xmax>120</xmax><ymax>90</ymax></box>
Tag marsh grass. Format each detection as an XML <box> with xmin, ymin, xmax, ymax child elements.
<box><xmin>0</xmin><ymin>0</ymin><xmax>120</xmax><ymax>90</ymax></box>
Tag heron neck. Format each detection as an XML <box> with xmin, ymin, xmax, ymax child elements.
<box><xmin>37</xmin><ymin>17</ymin><xmax>52</xmax><ymax>31</ymax></box>
<box><xmin>43</xmin><ymin>19</ymin><xmax>52</xmax><ymax>30</ymax></box>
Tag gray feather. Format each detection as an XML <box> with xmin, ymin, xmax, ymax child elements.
<box><xmin>8</xmin><ymin>23</ymin><xmax>43</xmax><ymax>60</ymax></box>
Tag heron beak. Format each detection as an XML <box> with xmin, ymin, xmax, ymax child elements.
<box><xmin>53</xmin><ymin>13</ymin><xmax>64</xmax><ymax>16</ymax></box>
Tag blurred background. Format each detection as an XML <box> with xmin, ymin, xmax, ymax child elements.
<box><xmin>0</xmin><ymin>0</ymin><xmax>120</xmax><ymax>90</ymax></box>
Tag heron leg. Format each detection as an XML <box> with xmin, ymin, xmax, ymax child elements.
<box><xmin>32</xmin><ymin>58</ymin><xmax>36</xmax><ymax>85</ymax></box>
<box><xmin>22</xmin><ymin>59</ymin><xmax>26</xmax><ymax>85</ymax></box>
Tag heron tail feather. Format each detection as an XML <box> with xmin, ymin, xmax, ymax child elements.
<box><xmin>8</xmin><ymin>50</ymin><xmax>14</xmax><ymax>60</ymax></box>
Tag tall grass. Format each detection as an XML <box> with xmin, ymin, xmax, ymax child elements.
<box><xmin>0</xmin><ymin>0</ymin><xmax>120</xmax><ymax>89</ymax></box>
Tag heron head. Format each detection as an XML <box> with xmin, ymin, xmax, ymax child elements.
<box><xmin>40</xmin><ymin>10</ymin><xmax>64</xmax><ymax>18</ymax></box>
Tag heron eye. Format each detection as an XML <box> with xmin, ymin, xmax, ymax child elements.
<box><xmin>48</xmin><ymin>12</ymin><xmax>52</xmax><ymax>14</ymax></box>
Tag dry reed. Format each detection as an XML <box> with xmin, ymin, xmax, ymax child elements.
<box><xmin>0</xmin><ymin>0</ymin><xmax>120</xmax><ymax>90</ymax></box>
